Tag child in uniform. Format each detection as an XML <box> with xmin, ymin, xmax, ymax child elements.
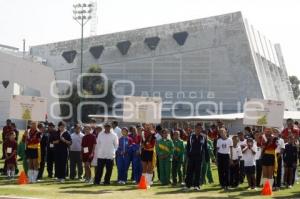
<box><xmin>254</xmin><ymin>131</ymin><xmax>263</xmax><ymax>187</ymax></box>
<box><xmin>116</xmin><ymin>127</ymin><xmax>132</xmax><ymax>184</ymax></box>
<box><xmin>128</xmin><ymin>126</ymin><xmax>142</xmax><ymax>184</ymax></box>
<box><xmin>216</xmin><ymin>128</ymin><xmax>233</xmax><ymax>191</ymax></box>
<box><xmin>172</xmin><ymin>130</ymin><xmax>185</xmax><ymax>185</ymax></box>
<box><xmin>82</xmin><ymin>125</ymin><xmax>97</xmax><ymax>183</ymax></box>
<box><xmin>242</xmin><ymin>138</ymin><xmax>257</xmax><ymax>190</ymax></box>
<box><xmin>156</xmin><ymin>129</ymin><xmax>174</xmax><ymax>185</ymax></box>
<box><xmin>4</xmin><ymin>131</ymin><xmax>17</xmax><ymax>178</ymax></box>
<box><xmin>230</xmin><ymin>135</ymin><xmax>242</xmax><ymax>187</ymax></box>
<box><xmin>283</xmin><ymin>135</ymin><xmax>298</xmax><ymax>188</ymax></box>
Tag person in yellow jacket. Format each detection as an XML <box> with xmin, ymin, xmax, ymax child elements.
<box><xmin>156</xmin><ymin>129</ymin><xmax>174</xmax><ymax>185</ymax></box>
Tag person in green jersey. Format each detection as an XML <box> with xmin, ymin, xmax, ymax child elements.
<box><xmin>172</xmin><ymin>130</ymin><xmax>185</xmax><ymax>185</ymax></box>
<box><xmin>200</xmin><ymin>134</ymin><xmax>215</xmax><ymax>185</ymax></box>
<box><xmin>156</xmin><ymin>129</ymin><xmax>174</xmax><ymax>185</ymax></box>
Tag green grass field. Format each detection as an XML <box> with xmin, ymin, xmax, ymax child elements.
<box><xmin>0</xmin><ymin>132</ymin><xmax>299</xmax><ymax>199</ymax></box>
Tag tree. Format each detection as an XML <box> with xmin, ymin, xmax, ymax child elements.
<box><xmin>60</xmin><ymin>64</ymin><xmax>114</xmax><ymax>123</ymax></box>
<box><xmin>289</xmin><ymin>76</ymin><xmax>300</xmax><ymax>99</ymax></box>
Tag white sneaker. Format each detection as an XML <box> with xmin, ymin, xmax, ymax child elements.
<box><xmin>183</xmin><ymin>187</ymin><xmax>189</xmax><ymax>191</ymax></box>
<box><xmin>194</xmin><ymin>186</ymin><xmax>200</xmax><ymax>191</ymax></box>
<box><xmin>60</xmin><ymin>179</ymin><xmax>65</xmax><ymax>183</ymax></box>
<box><xmin>288</xmin><ymin>185</ymin><xmax>292</xmax><ymax>189</ymax></box>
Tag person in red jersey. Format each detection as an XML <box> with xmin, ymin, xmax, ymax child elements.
<box><xmin>281</xmin><ymin>118</ymin><xmax>299</xmax><ymax>143</ymax></box>
<box><xmin>2</xmin><ymin>119</ymin><xmax>13</xmax><ymax>159</ymax></box>
<box><xmin>4</xmin><ymin>131</ymin><xmax>17</xmax><ymax>178</ymax></box>
<box><xmin>25</xmin><ymin>122</ymin><xmax>41</xmax><ymax>183</ymax></box>
<box><xmin>261</xmin><ymin>128</ymin><xmax>278</xmax><ymax>187</ymax></box>
<box><xmin>141</xmin><ymin>123</ymin><xmax>156</xmax><ymax>188</ymax></box>
<box><xmin>82</xmin><ymin>125</ymin><xmax>97</xmax><ymax>183</ymax></box>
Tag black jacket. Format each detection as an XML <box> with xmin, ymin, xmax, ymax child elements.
<box><xmin>186</xmin><ymin>133</ymin><xmax>209</xmax><ymax>161</ymax></box>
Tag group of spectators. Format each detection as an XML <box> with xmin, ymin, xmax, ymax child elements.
<box><xmin>1</xmin><ymin>118</ymin><xmax>299</xmax><ymax>192</ymax></box>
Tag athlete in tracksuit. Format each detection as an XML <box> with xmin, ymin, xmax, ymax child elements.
<box><xmin>172</xmin><ymin>130</ymin><xmax>185</xmax><ymax>185</ymax></box>
<box><xmin>129</xmin><ymin>126</ymin><xmax>142</xmax><ymax>183</ymax></box>
<box><xmin>116</xmin><ymin>128</ymin><xmax>132</xmax><ymax>184</ymax></box>
<box><xmin>156</xmin><ymin>129</ymin><xmax>174</xmax><ymax>185</ymax></box>
<box><xmin>185</xmin><ymin>123</ymin><xmax>209</xmax><ymax>190</ymax></box>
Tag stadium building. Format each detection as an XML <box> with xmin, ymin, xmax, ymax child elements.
<box><xmin>30</xmin><ymin>11</ymin><xmax>297</xmax><ymax>117</ymax></box>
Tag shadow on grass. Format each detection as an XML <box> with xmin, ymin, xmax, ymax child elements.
<box><xmin>60</xmin><ymin>186</ymin><xmax>136</xmax><ymax>195</ymax></box>
<box><xmin>155</xmin><ymin>187</ymin><xmax>223</xmax><ymax>195</ymax></box>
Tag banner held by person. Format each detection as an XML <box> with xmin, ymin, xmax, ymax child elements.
<box><xmin>123</xmin><ymin>96</ymin><xmax>162</xmax><ymax>124</ymax></box>
<box><xmin>243</xmin><ymin>99</ymin><xmax>284</xmax><ymax>128</ymax></box>
<box><xmin>9</xmin><ymin>95</ymin><xmax>47</xmax><ymax>121</ymax></box>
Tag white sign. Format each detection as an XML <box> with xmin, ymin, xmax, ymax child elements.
<box><xmin>9</xmin><ymin>95</ymin><xmax>47</xmax><ymax>121</ymax></box>
<box><xmin>243</xmin><ymin>99</ymin><xmax>284</xmax><ymax>128</ymax></box>
<box><xmin>123</xmin><ymin>96</ymin><xmax>162</xmax><ymax>124</ymax></box>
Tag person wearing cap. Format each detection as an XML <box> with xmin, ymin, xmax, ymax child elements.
<box><xmin>2</xmin><ymin>119</ymin><xmax>13</xmax><ymax>159</ymax></box>
<box><xmin>53</xmin><ymin>121</ymin><xmax>72</xmax><ymax>183</ymax></box>
<box><xmin>25</xmin><ymin>121</ymin><xmax>41</xmax><ymax>183</ymax></box>
<box><xmin>116</xmin><ymin>127</ymin><xmax>133</xmax><ymax>184</ymax></box>
<box><xmin>82</xmin><ymin>125</ymin><xmax>97</xmax><ymax>183</ymax></box>
<box><xmin>46</xmin><ymin>122</ymin><xmax>58</xmax><ymax>178</ymax></box>
<box><xmin>69</xmin><ymin>124</ymin><xmax>84</xmax><ymax>180</ymax></box>
<box><xmin>94</xmin><ymin>122</ymin><xmax>119</xmax><ymax>185</ymax></box>
<box><xmin>242</xmin><ymin>138</ymin><xmax>257</xmax><ymax>190</ymax></box>
<box><xmin>37</xmin><ymin>123</ymin><xmax>48</xmax><ymax>180</ymax></box>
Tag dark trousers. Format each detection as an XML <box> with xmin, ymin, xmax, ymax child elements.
<box><xmin>47</xmin><ymin>149</ymin><xmax>55</xmax><ymax>178</ymax></box>
<box><xmin>116</xmin><ymin>155</ymin><xmax>130</xmax><ymax>182</ymax></box>
<box><xmin>55</xmin><ymin>150</ymin><xmax>68</xmax><ymax>179</ymax></box>
<box><xmin>132</xmin><ymin>155</ymin><xmax>142</xmax><ymax>183</ymax></box>
<box><xmin>256</xmin><ymin>159</ymin><xmax>262</xmax><ymax>187</ymax></box>
<box><xmin>37</xmin><ymin>152</ymin><xmax>46</xmax><ymax>179</ymax></box>
<box><xmin>217</xmin><ymin>153</ymin><xmax>230</xmax><ymax>187</ymax></box>
<box><xmin>69</xmin><ymin>151</ymin><xmax>83</xmax><ymax>179</ymax></box>
<box><xmin>185</xmin><ymin>156</ymin><xmax>202</xmax><ymax>188</ymax></box>
<box><xmin>172</xmin><ymin>159</ymin><xmax>183</xmax><ymax>184</ymax></box>
<box><xmin>239</xmin><ymin>160</ymin><xmax>245</xmax><ymax>184</ymax></box>
<box><xmin>94</xmin><ymin>158</ymin><xmax>114</xmax><ymax>184</ymax></box>
<box><xmin>229</xmin><ymin>160</ymin><xmax>240</xmax><ymax>187</ymax></box>
<box><xmin>156</xmin><ymin>155</ymin><xmax>160</xmax><ymax>180</ymax></box>
<box><xmin>273</xmin><ymin>155</ymin><xmax>282</xmax><ymax>188</ymax></box>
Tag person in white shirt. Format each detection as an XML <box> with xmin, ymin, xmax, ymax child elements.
<box><xmin>216</xmin><ymin>128</ymin><xmax>233</xmax><ymax>191</ymax></box>
<box><xmin>69</xmin><ymin>124</ymin><xmax>84</xmax><ymax>180</ymax></box>
<box><xmin>230</xmin><ymin>135</ymin><xmax>242</xmax><ymax>187</ymax></box>
<box><xmin>237</xmin><ymin>131</ymin><xmax>247</xmax><ymax>184</ymax></box>
<box><xmin>242</xmin><ymin>138</ymin><xmax>257</xmax><ymax>190</ymax></box>
<box><xmin>112</xmin><ymin>121</ymin><xmax>122</xmax><ymax>138</ymax></box>
<box><xmin>94</xmin><ymin>122</ymin><xmax>119</xmax><ymax>185</ymax></box>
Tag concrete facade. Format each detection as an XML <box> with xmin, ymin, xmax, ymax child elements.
<box><xmin>30</xmin><ymin>12</ymin><xmax>297</xmax><ymax>117</ymax></box>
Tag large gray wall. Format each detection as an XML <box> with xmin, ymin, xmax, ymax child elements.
<box><xmin>30</xmin><ymin>11</ymin><xmax>296</xmax><ymax>116</ymax></box>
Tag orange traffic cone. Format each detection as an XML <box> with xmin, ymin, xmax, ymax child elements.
<box><xmin>261</xmin><ymin>179</ymin><xmax>272</xmax><ymax>196</ymax></box>
<box><xmin>18</xmin><ymin>171</ymin><xmax>28</xmax><ymax>185</ymax></box>
<box><xmin>138</xmin><ymin>175</ymin><xmax>147</xmax><ymax>189</ymax></box>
